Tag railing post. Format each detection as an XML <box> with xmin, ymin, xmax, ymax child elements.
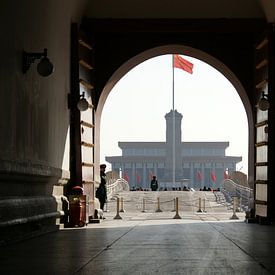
<box><xmin>197</xmin><ymin>197</ymin><xmax>203</xmax><ymax>213</ymax></box>
<box><xmin>173</xmin><ymin>197</ymin><xmax>182</xmax><ymax>219</ymax></box>
<box><xmin>230</xmin><ymin>196</ymin><xmax>239</xmax><ymax>220</ymax></box>
<box><xmin>238</xmin><ymin>197</ymin><xmax>242</xmax><ymax>212</ymax></box>
<box><xmin>155</xmin><ymin>197</ymin><xmax>162</xmax><ymax>212</ymax></box>
<box><xmin>141</xmin><ymin>198</ymin><xmax>146</xmax><ymax>212</ymax></box>
<box><xmin>203</xmin><ymin>198</ymin><xmax>206</xmax><ymax>212</ymax></box>
<box><xmin>171</xmin><ymin>198</ymin><xmax>176</xmax><ymax>212</ymax></box>
<box><xmin>119</xmin><ymin>197</ymin><xmax>125</xmax><ymax>212</ymax></box>
<box><xmin>113</xmin><ymin>197</ymin><xmax>122</xmax><ymax>219</ymax></box>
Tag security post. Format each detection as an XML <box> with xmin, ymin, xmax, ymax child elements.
<box><xmin>114</xmin><ymin>197</ymin><xmax>122</xmax><ymax>219</ymax></box>
<box><xmin>156</xmin><ymin>197</ymin><xmax>162</xmax><ymax>212</ymax></box>
<box><xmin>142</xmin><ymin>198</ymin><xmax>146</xmax><ymax>212</ymax></box>
<box><xmin>173</xmin><ymin>197</ymin><xmax>182</xmax><ymax>219</ymax></box>
<box><xmin>119</xmin><ymin>197</ymin><xmax>125</xmax><ymax>213</ymax></box>
<box><xmin>197</xmin><ymin>197</ymin><xmax>203</xmax><ymax>213</ymax></box>
<box><xmin>230</xmin><ymin>196</ymin><xmax>239</xmax><ymax>220</ymax></box>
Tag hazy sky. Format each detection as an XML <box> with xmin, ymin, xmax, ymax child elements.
<box><xmin>100</xmin><ymin>54</ymin><xmax>248</xmax><ymax>174</ymax></box>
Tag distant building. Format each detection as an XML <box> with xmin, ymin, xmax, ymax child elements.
<box><xmin>106</xmin><ymin>110</ymin><xmax>242</xmax><ymax>190</ymax></box>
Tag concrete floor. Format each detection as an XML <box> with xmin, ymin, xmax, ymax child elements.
<box><xmin>1</xmin><ymin>192</ymin><xmax>275</xmax><ymax>274</ymax></box>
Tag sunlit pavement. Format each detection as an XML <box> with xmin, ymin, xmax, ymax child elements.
<box><xmin>1</xmin><ymin>192</ymin><xmax>275</xmax><ymax>275</ymax></box>
<box><xmin>102</xmin><ymin>190</ymin><xmax>246</xmax><ymax>223</ymax></box>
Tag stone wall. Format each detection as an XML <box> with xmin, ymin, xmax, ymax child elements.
<box><xmin>0</xmin><ymin>0</ymin><xmax>88</xmax><ymax>243</ymax></box>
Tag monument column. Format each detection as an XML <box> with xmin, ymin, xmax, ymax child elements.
<box><xmin>165</xmin><ymin>110</ymin><xmax>183</xmax><ymax>182</ymax></box>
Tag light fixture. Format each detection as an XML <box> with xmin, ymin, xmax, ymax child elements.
<box><xmin>77</xmin><ymin>92</ymin><xmax>89</xmax><ymax>111</ymax></box>
<box><xmin>258</xmin><ymin>91</ymin><xmax>270</xmax><ymax>111</ymax></box>
<box><xmin>22</xmin><ymin>48</ymin><xmax>54</xmax><ymax>77</ymax></box>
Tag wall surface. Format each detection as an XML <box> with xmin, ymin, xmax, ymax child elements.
<box><xmin>0</xmin><ymin>0</ymin><xmax>89</xmax><ymax>242</ymax></box>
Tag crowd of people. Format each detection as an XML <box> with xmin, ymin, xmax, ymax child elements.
<box><xmin>97</xmin><ymin>166</ymin><xmax>221</xmax><ymax>196</ymax></box>
<box><xmin>130</xmin><ymin>185</ymin><xmax>221</xmax><ymax>192</ymax></box>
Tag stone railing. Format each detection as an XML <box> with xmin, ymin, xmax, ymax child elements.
<box><xmin>221</xmin><ymin>179</ymin><xmax>254</xmax><ymax>211</ymax></box>
<box><xmin>106</xmin><ymin>171</ymin><xmax>130</xmax><ymax>199</ymax></box>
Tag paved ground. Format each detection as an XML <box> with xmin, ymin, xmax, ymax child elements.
<box><xmin>1</xmin><ymin>191</ymin><xmax>275</xmax><ymax>274</ymax></box>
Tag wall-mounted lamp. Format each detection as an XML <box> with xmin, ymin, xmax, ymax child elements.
<box><xmin>77</xmin><ymin>92</ymin><xmax>89</xmax><ymax>111</ymax></box>
<box><xmin>258</xmin><ymin>91</ymin><xmax>270</xmax><ymax>111</ymax></box>
<box><xmin>22</xmin><ymin>48</ymin><xmax>54</xmax><ymax>77</ymax></box>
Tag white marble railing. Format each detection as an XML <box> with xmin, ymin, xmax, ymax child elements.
<box><xmin>107</xmin><ymin>178</ymin><xmax>130</xmax><ymax>199</ymax></box>
<box><xmin>221</xmin><ymin>179</ymin><xmax>254</xmax><ymax>210</ymax></box>
<box><xmin>105</xmin><ymin>171</ymin><xmax>129</xmax><ymax>199</ymax></box>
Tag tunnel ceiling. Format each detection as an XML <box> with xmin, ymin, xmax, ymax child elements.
<box><xmin>84</xmin><ymin>0</ymin><xmax>275</xmax><ymax>21</ymax></box>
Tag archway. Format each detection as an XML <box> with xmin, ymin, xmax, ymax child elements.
<box><xmin>95</xmin><ymin>45</ymin><xmax>254</xmax><ymax>185</ymax></box>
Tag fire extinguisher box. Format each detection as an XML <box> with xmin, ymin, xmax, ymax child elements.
<box><xmin>69</xmin><ymin>195</ymin><xmax>88</xmax><ymax>227</ymax></box>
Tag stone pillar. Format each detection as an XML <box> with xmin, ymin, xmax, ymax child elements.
<box><xmin>190</xmin><ymin>163</ymin><xmax>194</xmax><ymax>187</ymax></box>
<box><xmin>143</xmin><ymin>163</ymin><xmax>146</xmax><ymax>189</ymax></box>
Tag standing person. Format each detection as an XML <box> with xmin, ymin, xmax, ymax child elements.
<box><xmin>151</xmin><ymin>176</ymin><xmax>158</xmax><ymax>191</ymax></box>
<box><xmin>96</xmin><ymin>164</ymin><xmax>107</xmax><ymax>211</ymax></box>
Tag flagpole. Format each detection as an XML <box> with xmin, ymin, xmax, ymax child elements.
<box><xmin>172</xmin><ymin>54</ymin><xmax>193</xmax><ymax>189</ymax></box>
<box><xmin>172</xmin><ymin>54</ymin><xmax>175</xmax><ymax>187</ymax></box>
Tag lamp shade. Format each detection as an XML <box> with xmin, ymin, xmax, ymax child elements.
<box><xmin>258</xmin><ymin>97</ymin><xmax>270</xmax><ymax>111</ymax></box>
<box><xmin>37</xmin><ymin>57</ymin><xmax>54</xmax><ymax>77</ymax></box>
<box><xmin>77</xmin><ymin>98</ymin><xmax>89</xmax><ymax>111</ymax></box>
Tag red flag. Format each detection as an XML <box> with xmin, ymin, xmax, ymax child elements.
<box><xmin>210</xmin><ymin>171</ymin><xmax>217</xmax><ymax>182</ymax></box>
<box><xmin>136</xmin><ymin>172</ymin><xmax>141</xmax><ymax>186</ymax></box>
<box><xmin>123</xmin><ymin>171</ymin><xmax>129</xmax><ymax>182</ymax></box>
<box><xmin>196</xmin><ymin>170</ymin><xmax>203</xmax><ymax>181</ymax></box>
<box><xmin>173</xmin><ymin>54</ymin><xmax>193</xmax><ymax>74</ymax></box>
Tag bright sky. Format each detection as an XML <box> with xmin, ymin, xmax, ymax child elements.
<box><xmin>100</xmin><ymin>54</ymin><xmax>248</xmax><ymax>174</ymax></box>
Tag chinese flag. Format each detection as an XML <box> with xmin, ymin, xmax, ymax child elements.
<box><xmin>210</xmin><ymin>171</ymin><xmax>217</xmax><ymax>182</ymax></box>
<box><xmin>136</xmin><ymin>173</ymin><xmax>141</xmax><ymax>185</ymax></box>
<box><xmin>123</xmin><ymin>171</ymin><xmax>129</xmax><ymax>182</ymax></box>
<box><xmin>173</xmin><ymin>54</ymin><xmax>194</xmax><ymax>74</ymax></box>
<box><xmin>197</xmin><ymin>170</ymin><xmax>203</xmax><ymax>181</ymax></box>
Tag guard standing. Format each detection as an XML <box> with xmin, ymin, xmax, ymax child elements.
<box><xmin>96</xmin><ymin>164</ymin><xmax>107</xmax><ymax>210</ymax></box>
<box><xmin>151</xmin><ymin>176</ymin><xmax>158</xmax><ymax>191</ymax></box>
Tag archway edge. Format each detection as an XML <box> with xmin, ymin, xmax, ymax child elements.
<box><xmin>95</xmin><ymin>44</ymin><xmax>254</xmax><ymax>183</ymax></box>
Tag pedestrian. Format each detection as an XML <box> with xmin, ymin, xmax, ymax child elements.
<box><xmin>150</xmin><ymin>176</ymin><xmax>158</xmax><ymax>191</ymax></box>
<box><xmin>96</xmin><ymin>164</ymin><xmax>107</xmax><ymax>211</ymax></box>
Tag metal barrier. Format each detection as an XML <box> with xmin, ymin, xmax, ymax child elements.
<box><xmin>119</xmin><ymin>197</ymin><xmax>125</xmax><ymax>213</ymax></box>
<box><xmin>113</xmin><ymin>197</ymin><xmax>122</xmax><ymax>220</ymax></box>
<box><xmin>108</xmin><ymin>191</ymin><xmax>246</xmax><ymax>221</ymax></box>
<box><xmin>155</xmin><ymin>197</ymin><xmax>163</xmax><ymax>212</ymax></box>
<box><xmin>173</xmin><ymin>197</ymin><xmax>181</xmax><ymax>219</ymax></box>
<box><xmin>230</xmin><ymin>197</ymin><xmax>239</xmax><ymax>220</ymax></box>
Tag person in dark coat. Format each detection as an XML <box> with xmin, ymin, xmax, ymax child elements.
<box><xmin>150</xmin><ymin>176</ymin><xmax>158</xmax><ymax>191</ymax></box>
<box><xmin>96</xmin><ymin>164</ymin><xmax>107</xmax><ymax>210</ymax></box>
